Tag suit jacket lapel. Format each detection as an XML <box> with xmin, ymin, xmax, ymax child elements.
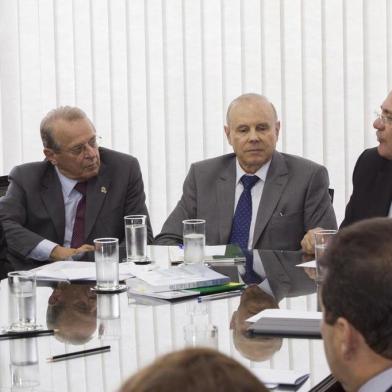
<box><xmin>40</xmin><ymin>166</ymin><xmax>65</xmax><ymax>243</ymax></box>
<box><xmin>369</xmin><ymin>160</ymin><xmax>392</xmax><ymax>216</ymax></box>
<box><xmin>85</xmin><ymin>162</ymin><xmax>111</xmax><ymax>241</ymax></box>
<box><xmin>252</xmin><ymin>151</ymin><xmax>288</xmax><ymax>247</ymax></box>
<box><xmin>217</xmin><ymin>157</ymin><xmax>236</xmax><ymax>243</ymax></box>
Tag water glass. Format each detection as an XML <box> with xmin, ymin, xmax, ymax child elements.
<box><xmin>8</xmin><ymin>271</ymin><xmax>37</xmax><ymax>331</ymax></box>
<box><xmin>124</xmin><ymin>215</ymin><xmax>147</xmax><ymax>262</ymax></box>
<box><xmin>184</xmin><ymin>324</ymin><xmax>218</xmax><ymax>349</ymax></box>
<box><xmin>183</xmin><ymin>219</ymin><xmax>205</xmax><ymax>264</ymax></box>
<box><xmin>94</xmin><ymin>238</ymin><xmax>119</xmax><ymax>290</ymax></box>
<box><xmin>10</xmin><ymin>337</ymin><xmax>40</xmax><ymax>388</ymax></box>
<box><xmin>314</xmin><ymin>229</ymin><xmax>337</xmax><ymax>281</ymax></box>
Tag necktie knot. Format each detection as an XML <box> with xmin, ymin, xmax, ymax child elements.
<box><xmin>240</xmin><ymin>175</ymin><xmax>259</xmax><ymax>190</ymax></box>
<box><xmin>74</xmin><ymin>182</ymin><xmax>87</xmax><ymax>196</ymax></box>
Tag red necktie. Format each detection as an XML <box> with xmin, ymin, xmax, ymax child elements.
<box><xmin>71</xmin><ymin>182</ymin><xmax>87</xmax><ymax>248</ymax></box>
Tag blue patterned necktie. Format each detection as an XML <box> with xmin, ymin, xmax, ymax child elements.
<box><xmin>241</xmin><ymin>251</ymin><xmax>263</xmax><ymax>284</ymax></box>
<box><xmin>229</xmin><ymin>175</ymin><xmax>260</xmax><ymax>250</ymax></box>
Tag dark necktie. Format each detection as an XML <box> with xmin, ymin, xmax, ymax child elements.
<box><xmin>71</xmin><ymin>182</ymin><xmax>87</xmax><ymax>248</ymax></box>
<box><xmin>229</xmin><ymin>175</ymin><xmax>260</xmax><ymax>250</ymax></box>
<box><xmin>242</xmin><ymin>252</ymin><xmax>263</xmax><ymax>285</ymax></box>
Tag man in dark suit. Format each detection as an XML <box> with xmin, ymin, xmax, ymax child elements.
<box><xmin>301</xmin><ymin>89</ymin><xmax>392</xmax><ymax>253</ymax></box>
<box><xmin>0</xmin><ymin>106</ymin><xmax>152</xmax><ymax>270</ymax></box>
<box><xmin>155</xmin><ymin>93</ymin><xmax>336</xmax><ymax>250</ymax></box>
<box><xmin>320</xmin><ymin>218</ymin><xmax>392</xmax><ymax>392</ymax></box>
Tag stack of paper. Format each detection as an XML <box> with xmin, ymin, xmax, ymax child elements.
<box><xmin>32</xmin><ymin>261</ymin><xmax>135</xmax><ymax>282</ymax></box>
<box><xmin>126</xmin><ymin>263</ymin><xmax>230</xmax><ymax>292</ymax></box>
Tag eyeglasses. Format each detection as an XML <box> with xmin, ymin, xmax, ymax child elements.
<box><xmin>60</xmin><ymin>135</ymin><xmax>102</xmax><ymax>156</ymax></box>
<box><xmin>374</xmin><ymin>110</ymin><xmax>392</xmax><ymax>126</ymax></box>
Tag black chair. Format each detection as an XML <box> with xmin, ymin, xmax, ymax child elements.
<box><xmin>328</xmin><ymin>188</ymin><xmax>334</xmax><ymax>204</ymax></box>
<box><xmin>0</xmin><ymin>175</ymin><xmax>9</xmax><ymax>278</ymax></box>
<box><xmin>0</xmin><ymin>175</ymin><xmax>9</xmax><ymax>197</ymax></box>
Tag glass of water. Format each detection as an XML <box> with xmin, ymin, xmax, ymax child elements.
<box><xmin>8</xmin><ymin>271</ymin><xmax>37</xmax><ymax>331</ymax></box>
<box><xmin>124</xmin><ymin>215</ymin><xmax>147</xmax><ymax>263</ymax></box>
<box><xmin>94</xmin><ymin>238</ymin><xmax>119</xmax><ymax>290</ymax></box>
<box><xmin>314</xmin><ymin>229</ymin><xmax>337</xmax><ymax>282</ymax></box>
<box><xmin>182</xmin><ymin>219</ymin><xmax>205</xmax><ymax>264</ymax></box>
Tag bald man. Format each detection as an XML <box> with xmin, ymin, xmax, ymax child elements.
<box><xmin>155</xmin><ymin>93</ymin><xmax>336</xmax><ymax>250</ymax></box>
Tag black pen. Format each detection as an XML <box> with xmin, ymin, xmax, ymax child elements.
<box><xmin>47</xmin><ymin>345</ymin><xmax>111</xmax><ymax>362</ymax></box>
<box><xmin>0</xmin><ymin>329</ymin><xmax>56</xmax><ymax>341</ymax></box>
<box><xmin>197</xmin><ymin>290</ymin><xmax>243</xmax><ymax>303</ymax></box>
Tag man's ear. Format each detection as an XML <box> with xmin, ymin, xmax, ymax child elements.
<box><xmin>224</xmin><ymin>125</ymin><xmax>232</xmax><ymax>146</ymax></box>
<box><xmin>335</xmin><ymin>317</ymin><xmax>358</xmax><ymax>360</ymax></box>
<box><xmin>44</xmin><ymin>148</ymin><xmax>57</xmax><ymax>165</ymax></box>
<box><xmin>275</xmin><ymin>121</ymin><xmax>280</xmax><ymax>138</ymax></box>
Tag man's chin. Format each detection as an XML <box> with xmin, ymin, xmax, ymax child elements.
<box><xmin>82</xmin><ymin>166</ymin><xmax>100</xmax><ymax>180</ymax></box>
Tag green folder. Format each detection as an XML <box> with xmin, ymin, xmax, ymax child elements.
<box><xmin>189</xmin><ymin>282</ymin><xmax>244</xmax><ymax>295</ymax></box>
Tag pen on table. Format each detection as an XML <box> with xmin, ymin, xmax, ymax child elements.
<box><xmin>0</xmin><ymin>329</ymin><xmax>56</xmax><ymax>341</ymax></box>
<box><xmin>197</xmin><ymin>290</ymin><xmax>243</xmax><ymax>303</ymax></box>
<box><xmin>47</xmin><ymin>345</ymin><xmax>111</xmax><ymax>362</ymax></box>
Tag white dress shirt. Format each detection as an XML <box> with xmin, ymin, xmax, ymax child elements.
<box><xmin>28</xmin><ymin>168</ymin><xmax>82</xmax><ymax>261</ymax></box>
<box><xmin>358</xmin><ymin>367</ymin><xmax>392</xmax><ymax>392</ymax></box>
<box><xmin>233</xmin><ymin>159</ymin><xmax>271</xmax><ymax>249</ymax></box>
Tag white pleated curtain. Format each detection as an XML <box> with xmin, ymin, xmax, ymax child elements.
<box><xmin>0</xmin><ymin>0</ymin><xmax>391</xmax><ymax>234</ymax></box>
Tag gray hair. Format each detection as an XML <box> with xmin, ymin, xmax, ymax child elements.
<box><xmin>40</xmin><ymin>106</ymin><xmax>94</xmax><ymax>150</ymax></box>
<box><xmin>226</xmin><ymin>93</ymin><xmax>278</xmax><ymax>126</ymax></box>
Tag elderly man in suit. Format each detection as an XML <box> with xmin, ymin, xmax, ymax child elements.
<box><xmin>155</xmin><ymin>93</ymin><xmax>337</xmax><ymax>250</ymax></box>
<box><xmin>320</xmin><ymin>218</ymin><xmax>392</xmax><ymax>392</ymax></box>
<box><xmin>302</xmin><ymin>89</ymin><xmax>392</xmax><ymax>253</ymax></box>
<box><xmin>0</xmin><ymin>106</ymin><xmax>152</xmax><ymax>270</ymax></box>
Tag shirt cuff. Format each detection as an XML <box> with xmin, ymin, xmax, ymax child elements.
<box><xmin>28</xmin><ymin>240</ymin><xmax>58</xmax><ymax>261</ymax></box>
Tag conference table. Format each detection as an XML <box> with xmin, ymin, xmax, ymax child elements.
<box><xmin>0</xmin><ymin>247</ymin><xmax>331</xmax><ymax>392</ymax></box>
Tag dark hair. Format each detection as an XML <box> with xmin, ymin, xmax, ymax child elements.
<box><xmin>40</xmin><ymin>106</ymin><xmax>94</xmax><ymax>150</ymax></box>
<box><xmin>119</xmin><ymin>347</ymin><xmax>268</xmax><ymax>392</ymax></box>
<box><xmin>321</xmin><ymin>217</ymin><xmax>392</xmax><ymax>359</ymax></box>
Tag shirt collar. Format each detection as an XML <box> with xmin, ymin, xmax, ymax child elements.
<box><xmin>235</xmin><ymin>159</ymin><xmax>271</xmax><ymax>184</ymax></box>
<box><xmin>358</xmin><ymin>367</ymin><xmax>392</xmax><ymax>392</ymax></box>
<box><xmin>55</xmin><ymin>166</ymin><xmax>78</xmax><ymax>198</ymax></box>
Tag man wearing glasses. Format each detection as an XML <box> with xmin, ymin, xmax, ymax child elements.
<box><xmin>301</xmin><ymin>89</ymin><xmax>392</xmax><ymax>253</ymax></box>
<box><xmin>0</xmin><ymin>106</ymin><xmax>152</xmax><ymax>270</ymax></box>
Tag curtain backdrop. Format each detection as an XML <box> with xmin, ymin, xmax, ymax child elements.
<box><xmin>1</xmin><ymin>0</ymin><xmax>391</xmax><ymax>388</ymax></box>
<box><xmin>0</xmin><ymin>0</ymin><xmax>391</xmax><ymax>232</ymax></box>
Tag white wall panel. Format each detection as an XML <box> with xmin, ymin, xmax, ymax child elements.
<box><xmin>323</xmin><ymin>0</ymin><xmax>346</xmax><ymax>223</ymax></box>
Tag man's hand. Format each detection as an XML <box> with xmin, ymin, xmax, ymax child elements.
<box><xmin>301</xmin><ymin>227</ymin><xmax>323</xmax><ymax>254</ymax></box>
<box><xmin>50</xmin><ymin>244</ymin><xmax>95</xmax><ymax>262</ymax></box>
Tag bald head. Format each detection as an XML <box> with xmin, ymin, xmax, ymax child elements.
<box><xmin>226</xmin><ymin>93</ymin><xmax>278</xmax><ymax>126</ymax></box>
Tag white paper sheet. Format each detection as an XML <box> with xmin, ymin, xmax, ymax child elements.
<box><xmin>296</xmin><ymin>260</ymin><xmax>316</xmax><ymax>268</ymax></box>
<box><xmin>32</xmin><ymin>261</ymin><xmax>135</xmax><ymax>281</ymax></box>
<box><xmin>246</xmin><ymin>308</ymin><xmax>322</xmax><ymax>323</ymax></box>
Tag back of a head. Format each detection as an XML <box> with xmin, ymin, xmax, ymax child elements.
<box><xmin>119</xmin><ymin>347</ymin><xmax>268</xmax><ymax>392</ymax></box>
<box><xmin>321</xmin><ymin>217</ymin><xmax>392</xmax><ymax>359</ymax></box>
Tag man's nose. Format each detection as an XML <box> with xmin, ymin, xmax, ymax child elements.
<box><xmin>248</xmin><ymin>127</ymin><xmax>259</xmax><ymax>141</ymax></box>
<box><xmin>373</xmin><ymin>117</ymin><xmax>384</xmax><ymax>131</ymax></box>
<box><xmin>84</xmin><ymin>144</ymin><xmax>97</xmax><ymax>158</ymax></box>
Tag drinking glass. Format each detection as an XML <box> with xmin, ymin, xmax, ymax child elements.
<box><xmin>182</xmin><ymin>219</ymin><xmax>205</xmax><ymax>264</ymax></box>
<box><xmin>184</xmin><ymin>324</ymin><xmax>218</xmax><ymax>349</ymax></box>
<box><xmin>8</xmin><ymin>271</ymin><xmax>37</xmax><ymax>331</ymax></box>
<box><xmin>314</xmin><ymin>229</ymin><xmax>337</xmax><ymax>281</ymax></box>
<box><xmin>94</xmin><ymin>238</ymin><xmax>119</xmax><ymax>290</ymax></box>
<box><xmin>10</xmin><ymin>337</ymin><xmax>40</xmax><ymax>388</ymax></box>
<box><xmin>124</xmin><ymin>215</ymin><xmax>147</xmax><ymax>263</ymax></box>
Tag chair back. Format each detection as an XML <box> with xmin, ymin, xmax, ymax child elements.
<box><xmin>0</xmin><ymin>175</ymin><xmax>9</xmax><ymax>197</ymax></box>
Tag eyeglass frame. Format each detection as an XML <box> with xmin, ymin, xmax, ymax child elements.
<box><xmin>55</xmin><ymin>135</ymin><xmax>102</xmax><ymax>156</ymax></box>
<box><xmin>374</xmin><ymin>110</ymin><xmax>392</xmax><ymax>126</ymax></box>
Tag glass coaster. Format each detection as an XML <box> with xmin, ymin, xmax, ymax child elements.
<box><xmin>90</xmin><ymin>284</ymin><xmax>127</xmax><ymax>294</ymax></box>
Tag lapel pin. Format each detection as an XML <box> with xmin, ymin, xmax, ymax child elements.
<box><xmin>101</xmin><ymin>186</ymin><xmax>107</xmax><ymax>194</ymax></box>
